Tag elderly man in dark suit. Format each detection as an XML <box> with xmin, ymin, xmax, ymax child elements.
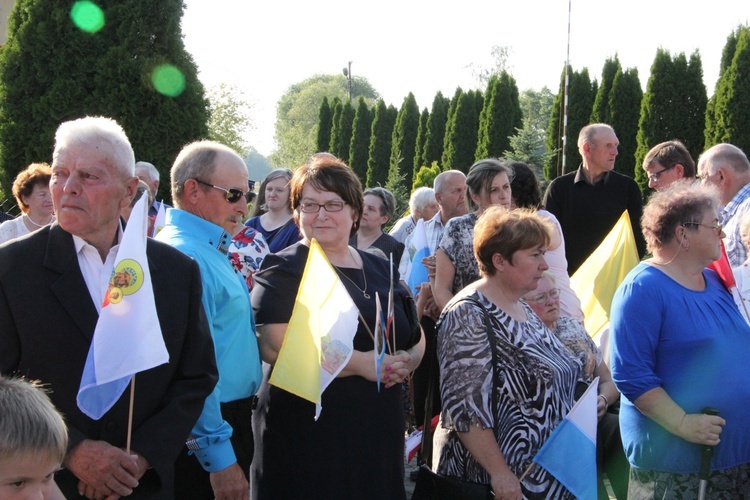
<box><xmin>0</xmin><ymin>116</ymin><xmax>218</xmax><ymax>499</ymax></box>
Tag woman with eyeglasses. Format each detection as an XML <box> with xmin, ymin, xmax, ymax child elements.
<box><xmin>611</xmin><ymin>182</ymin><xmax>750</xmax><ymax>497</ymax></box>
<box><xmin>433</xmin><ymin>207</ymin><xmax>580</xmax><ymax>499</ymax></box>
<box><xmin>0</xmin><ymin>163</ymin><xmax>55</xmax><ymax>244</ymax></box>
<box><xmin>524</xmin><ymin>271</ymin><xmax>628</xmax><ymax>499</ymax></box>
<box><xmin>250</xmin><ymin>155</ymin><xmax>425</xmax><ymax>499</ymax></box>
<box><xmin>245</xmin><ymin>168</ymin><xmax>301</xmax><ymax>253</ymax></box>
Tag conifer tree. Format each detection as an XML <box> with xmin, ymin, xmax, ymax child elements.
<box><xmin>366</xmin><ymin>100</ymin><xmax>397</xmax><ymax>188</ymax></box>
<box><xmin>476</xmin><ymin>71</ymin><xmax>522</xmax><ymax>160</ymax></box>
<box><xmin>591</xmin><ymin>56</ymin><xmax>621</xmax><ymax>123</ymax></box>
<box><xmin>335</xmin><ymin>101</ymin><xmax>355</xmax><ymax>164</ymax></box>
<box><xmin>316</xmin><ymin>96</ymin><xmax>332</xmax><ymax>153</ymax></box>
<box><xmin>328</xmin><ymin>98</ymin><xmax>343</xmax><ymax>156</ymax></box>
<box><xmin>442</xmin><ymin>91</ymin><xmax>480</xmax><ymax>172</ymax></box>
<box><xmin>413</xmin><ymin>108</ymin><xmax>429</xmax><ymax>176</ymax></box>
<box><xmin>705</xmin><ymin>27</ymin><xmax>742</xmax><ymax>147</ymax></box>
<box><xmin>608</xmin><ymin>68</ymin><xmax>643</xmax><ymax>178</ymax></box>
<box><xmin>634</xmin><ymin>49</ymin><xmax>707</xmax><ymax>192</ymax></box>
<box><xmin>0</xmin><ymin>0</ymin><xmax>209</xmax><ymax>200</ymax></box>
<box><xmin>706</xmin><ymin>25</ymin><xmax>750</xmax><ymax>153</ymax></box>
<box><xmin>421</xmin><ymin>92</ymin><xmax>450</xmax><ymax>168</ymax></box>
<box><xmin>389</xmin><ymin>93</ymin><xmax>420</xmax><ymax>189</ymax></box>
<box><xmin>412</xmin><ymin>162</ymin><xmax>442</xmax><ymax>190</ymax></box>
<box><xmin>545</xmin><ymin>66</ymin><xmax>595</xmax><ymax>180</ymax></box>
<box><xmin>349</xmin><ymin>97</ymin><xmax>372</xmax><ymax>184</ymax></box>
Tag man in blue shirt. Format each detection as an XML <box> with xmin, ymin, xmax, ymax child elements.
<box><xmin>135</xmin><ymin>161</ymin><xmax>171</xmax><ymax>217</ymax></box>
<box><xmin>157</xmin><ymin>141</ymin><xmax>262</xmax><ymax>500</ymax></box>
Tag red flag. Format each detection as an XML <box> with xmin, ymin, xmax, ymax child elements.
<box><xmin>708</xmin><ymin>240</ymin><xmax>736</xmax><ymax>291</ymax></box>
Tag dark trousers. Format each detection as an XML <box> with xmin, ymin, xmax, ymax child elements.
<box><xmin>411</xmin><ymin>315</ymin><xmax>442</xmax><ymax>467</ymax></box>
<box><xmin>174</xmin><ymin>397</ymin><xmax>255</xmax><ymax>499</ymax></box>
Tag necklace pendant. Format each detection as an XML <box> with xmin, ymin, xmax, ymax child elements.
<box><xmin>363</xmin><ymin>292</ymin><xmax>371</xmax><ymax>299</ymax></box>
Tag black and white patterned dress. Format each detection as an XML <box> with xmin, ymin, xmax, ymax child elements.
<box><xmin>433</xmin><ymin>288</ymin><xmax>581</xmax><ymax>499</ymax></box>
<box><xmin>438</xmin><ymin>212</ymin><xmax>480</xmax><ymax>294</ymax></box>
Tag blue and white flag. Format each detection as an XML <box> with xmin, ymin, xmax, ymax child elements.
<box><xmin>406</xmin><ymin>218</ymin><xmax>430</xmax><ymax>296</ymax></box>
<box><xmin>374</xmin><ymin>293</ymin><xmax>387</xmax><ymax>392</ymax></box>
<box><xmin>151</xmin><ymin>200</ymin><xmax>167</xmax><ymax>237</ymax></box>
<box><xmin>534</xmin><ymin>377</ymin><xmax>599</xmax><ymax>500</ymax></box>
<box><xmin>77</xmin><ymin>195</ymin><xmax>169</xmax><ymax>419</ymax></box>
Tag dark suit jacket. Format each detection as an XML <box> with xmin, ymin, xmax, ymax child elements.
<box><xmin>0</xmin><ymin>224</ymin><xmax>218</xmax><ymax>498</ymax></box>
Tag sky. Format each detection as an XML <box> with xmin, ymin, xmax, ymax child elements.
<box><xmin>181</xmin><ymin>0</ymin><xmax>750</xmax><ymax>158</ymax></box>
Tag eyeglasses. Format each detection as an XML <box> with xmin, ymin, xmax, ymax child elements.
<box><xmin>525</xmin><ymin>288</ymin><xmax>560</xmax><ymax>305</ymax></box>
<box><xmin>682</xmin><ymin>221</ymin><xmax>723</xmax><ymax>234</ymax></box>
<box><xmin>299</xmin><ymin>200</ymin><xmax>347</xmax><ymax>213</ymax></box>
<box><xmin>647</xmin><ymin>165</ymin><xmax>675</xmax><ymax>183</ymax></box>
<box><xmin>194</xmin><ymin>179</ymin><xmax>247</xmax><ymax>203</ymax></box>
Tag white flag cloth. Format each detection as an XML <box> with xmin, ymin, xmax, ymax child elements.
<box><xmin>406</xmin><ymin>218</ymin><xmax>430</xmax><ymax>296</ymax></box>
<box><xmin>534</xmin><ymin>377</ymin><xmax>599</xmax><ymax>500</ymax></box>
<box><xmin>151</xmin><ymin>200</ymin><xmax>167</xmax><ymax>237</ymax></box>
<box><xmin>77</xmin><ymin>195</ymin><xmax>169</xmax><ymax>419</ymax></box>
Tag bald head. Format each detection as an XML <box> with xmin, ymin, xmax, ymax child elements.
<box><xmin>698</xmin><ymin>143</ymin><xmax>750</xmax><ymax>205</ymax></box>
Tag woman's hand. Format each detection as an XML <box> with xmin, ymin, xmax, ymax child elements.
<box><xmin>340</xmin><ymin>350</ymin><xmax>412</xmax><ymax>387</ymax></box>
<box><xmin>489</xmin><ymin>467</ymin><xmax>522</xmax><ymax>500</ymax></box>
<box><xmin>676</xmin><ymin>413</ymin><xmax>726</xmax><ymax>446</ymax></box>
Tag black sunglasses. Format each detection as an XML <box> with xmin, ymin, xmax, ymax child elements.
<box><xmin>195</xmin><ymin>179</ymin><xmax>247</xmax><ymax>203</ymax></box>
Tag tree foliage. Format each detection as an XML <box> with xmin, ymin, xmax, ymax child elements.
<box><xmin>634</xmin><ymin>49</ymin><xmax>707</xmax><ymax>192</ymax></box>
<box><xmin>316</xmin><ymin>96</ymin><xmax>332</xmax><ymax>153</ymax></box>
<box><xmin>412</xmin><ymin>162</ymin><xmax>442</xmax><ymax>190</ymax></box>
<box><xmin>421</xmin><ymin>91</ymin><xmax>450</xmax><ymax>168</ymax></box>
<box><xmin>389</xmin><ymin>93</ymin><xmax>420</xmax><ymax>189</ymax></box>
<box><xmin>366</xmin><ymin>101</ymin><xmax>396</xmax><ymax>188</ymax></box>
<box><xmin>519</xmin><ymin>87</ymin><xmax>555</xmax><ymax>137</ymax></box>
<box><xmin>545</xmin><ymin>66</ymin><xmax>596</xmax><ymax>180</ymax></box>
<box><xmin>413</xmin><ymin>107</ymin><xmax>429</xmax><ymax>177</ymax></box>
<box><xmin>335</xmin><ymin>101</ymin><xmax>355</xmax><ymax>164</ymax></box>
<box><xmin>328</xmin><ymin>98</ymin><xmax>343</xmax><ymax>155</ymax></box>
<box><xmin>349</xmin><ymin>97</ymin><xmax>372</xmax><ymax>185</ymax></box>
<box><xmin>206</xmin><ymin>83</ymin><xmax>253</xmax><ymax>155</ymax></box>
<box><xmin>590</xmin><ymin>55</ymin><xmax>621</xmax><ymax>123</ymax></box>
<box><xmin>705</xmin><ymin>25</ymin><xmax>750</xmax><ymax>154</ymax></box>
<box><xmin>503</xmin><ymin>121</ymin><xmax>554</xmax><ymax>177</ymax></box>
<box><xmin>476</xmin><ymin>71</ymin><xmax>522</xmax><ymax>160</ymax></box>
<box><xmin>272</xmin><ymin>74</ymin><xmax>377</xmax><ymax>169</ymax></box>
<box><xmin>443</xmin><ymin>90</ymin><xmax>481</xmax><ymax>172</ymax></box>
<box><xmin>608</xmin><ymin>68</ymin><xmax>643</xmax><ymax>178</ymax></box>
<box><xmin>0</xmin><ymin>0</ymin><xmax>209</xmax><ymax>201</ymax></box>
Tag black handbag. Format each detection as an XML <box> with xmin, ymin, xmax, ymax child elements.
<box><xmin>411</xmin><ymin>298</ymin><xmax>497</xmax><ymax>500</ymax></box>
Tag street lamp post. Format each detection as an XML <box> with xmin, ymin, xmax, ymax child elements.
<box><xmin>342</xmin><ymin>61</ymin><xmax>352</xmax><ymax>102</ymax></box>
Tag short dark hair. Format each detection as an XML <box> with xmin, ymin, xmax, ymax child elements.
<box><xmin>643</xmin><ymin>140</ymin><xmax>696</xmax><ymax>178</ymax></box>
<box><xmin>474</xmin><ymin>207</ymin><xmax>552</xmax><ymax>277</ymax></box>
<box><xmin>641</xmin><ymin>181</ymin><xmax>719</xmax><ymax>252</ymax></box>
<box><xmin>363</xmin><ymin>187</ymin><xmax>397</xmax><ymax>225</ymax></box>
<box><xmin>290</xmin><ymin>156</ymin><xmax>363</xmax><ymax>237</ymax></box>
<box><xmin>465</xmin><ymin>159</ymin><xmax>512</xmax><ymax>212</ymax></box>
<box><xmin>12</xmin><ymin>163</ymin><xmax>52</xmax><ymax>213</ymax></box>
<box><xmin>508</xmin><ymin>161</ymin><xmax>541</xmax><ymax>209</ymax></box>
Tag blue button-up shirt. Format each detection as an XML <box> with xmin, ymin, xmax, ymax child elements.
<box><xmin>720</xmin><ymin>182</ymin><xmax>750</xmax><ymax>267</ymax></box>
<box><xmin>157</xmin><ymin>208</ymin><xmax>262</xmax><ymax>472</ymax></box>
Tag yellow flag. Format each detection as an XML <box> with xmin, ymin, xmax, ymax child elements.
<box><xmin>570</xmin><ymin>211</ymin><xmax>639</xmax><ymax>337</ymax></box>
<box><xmin>269</xmin><ymin>239</ymin><xmax>359</xmax><ymax>417</ymax></box>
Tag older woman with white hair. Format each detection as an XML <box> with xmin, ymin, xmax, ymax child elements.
<box><xmin>389</xmin><ymin>187</ymin><xmax>439</xmax><ymax>244</ymax></box>
<box><xmin>731</xmin><ymin>211</ymin><xmax>750</xmax><ymax>324</ymax></box>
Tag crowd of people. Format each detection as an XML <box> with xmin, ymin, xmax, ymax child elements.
<box><xmin>1</xmin><ymin>116</ymin><xmax>750</xmax><ymax>500</ymax></box>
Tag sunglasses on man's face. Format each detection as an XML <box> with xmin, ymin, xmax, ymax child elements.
<box><xmin>194</xmin><ymin>179</ymin><xmax>247</xmax><ymax>203</ymax></box>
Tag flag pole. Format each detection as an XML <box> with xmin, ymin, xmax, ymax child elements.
<box><xmin>519</xmin><ymin>461</ymin><xmax>536</xmax><ymax>481</ymax></box>
<box><xmin>389</xmin><ymin>252</ymin><xmax>396</xmax><ymax>355</ymax></box>
<box><xmin>125</xmin><ymin>376</ymin><xmax>135</xmax><ymax>454</ymax></box>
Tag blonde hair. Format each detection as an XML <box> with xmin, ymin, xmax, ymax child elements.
<box><xmin>0</xmin><ymin>376</ymin><xmax>68</xmax><ymax>463</ymax></box>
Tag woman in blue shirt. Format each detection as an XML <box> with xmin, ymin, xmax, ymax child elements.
<box><xmin>611</xmin><ymin>182</ymin><xmax>750</xmax><ymax>498</ymax></box>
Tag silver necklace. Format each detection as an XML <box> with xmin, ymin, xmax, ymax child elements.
<box><xmin>333</xmin><ymin>264</ymin><xmax>369</xmax><ymax>299</ymax></box>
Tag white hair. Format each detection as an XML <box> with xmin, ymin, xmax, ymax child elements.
<box><xmin>135</xmin><ymin>161</ymin><xmax>159</xmax><ymax>183</ymax></box>
<box><xmin>53</xmin><ymin>116</ymin><xmax>135</xmax><ymax>177</ymax></box>
<box><xmin>409</xmin><ymin>187</ymin><xmax>436</xmax><ymax>214</ymax></box>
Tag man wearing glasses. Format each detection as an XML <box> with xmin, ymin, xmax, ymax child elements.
<box><xmin>698</xmin><ymin>143</ymin><xmax>750</xmax><ymax>267</ymax></box>
<box><xmin>157</xmin><ymin>141</ymin><xmax>262</xmax><ymax>500</ymax></box>
<box><xmin>642</xmin><ymin>140</ymin><xmax>697</xmax><ymax>191</ymax></box>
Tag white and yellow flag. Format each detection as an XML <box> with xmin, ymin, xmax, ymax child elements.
<box><xmin>570</xmin><ymin>211</ymin><xmax>639</xmax><ymax>338</ymax></box>
<box><xmin>77</xmin><ymin>195</ymin><xmax>169</xmax><ymax>419</ymax></box>
<box><xmin>269</xmin><ymin>239</ymin><xmax>359</xmax><ymax>419</ymax></box>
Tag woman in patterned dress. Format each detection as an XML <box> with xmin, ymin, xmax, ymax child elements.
<box><xmin>433</xmin><ymin>159</ymin><xmax>512</xmax><ymax>311</ymax></box>
<box><xmin>433</xmin><ymin>207</ymin><xmax>581</xmax><ymax>499</ymax></box>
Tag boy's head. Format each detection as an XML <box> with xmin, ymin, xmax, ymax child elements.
<box><xmin>0</xmin><ymin>376</ymin><xmax>68</xmax><ymax>499</ymax></box>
